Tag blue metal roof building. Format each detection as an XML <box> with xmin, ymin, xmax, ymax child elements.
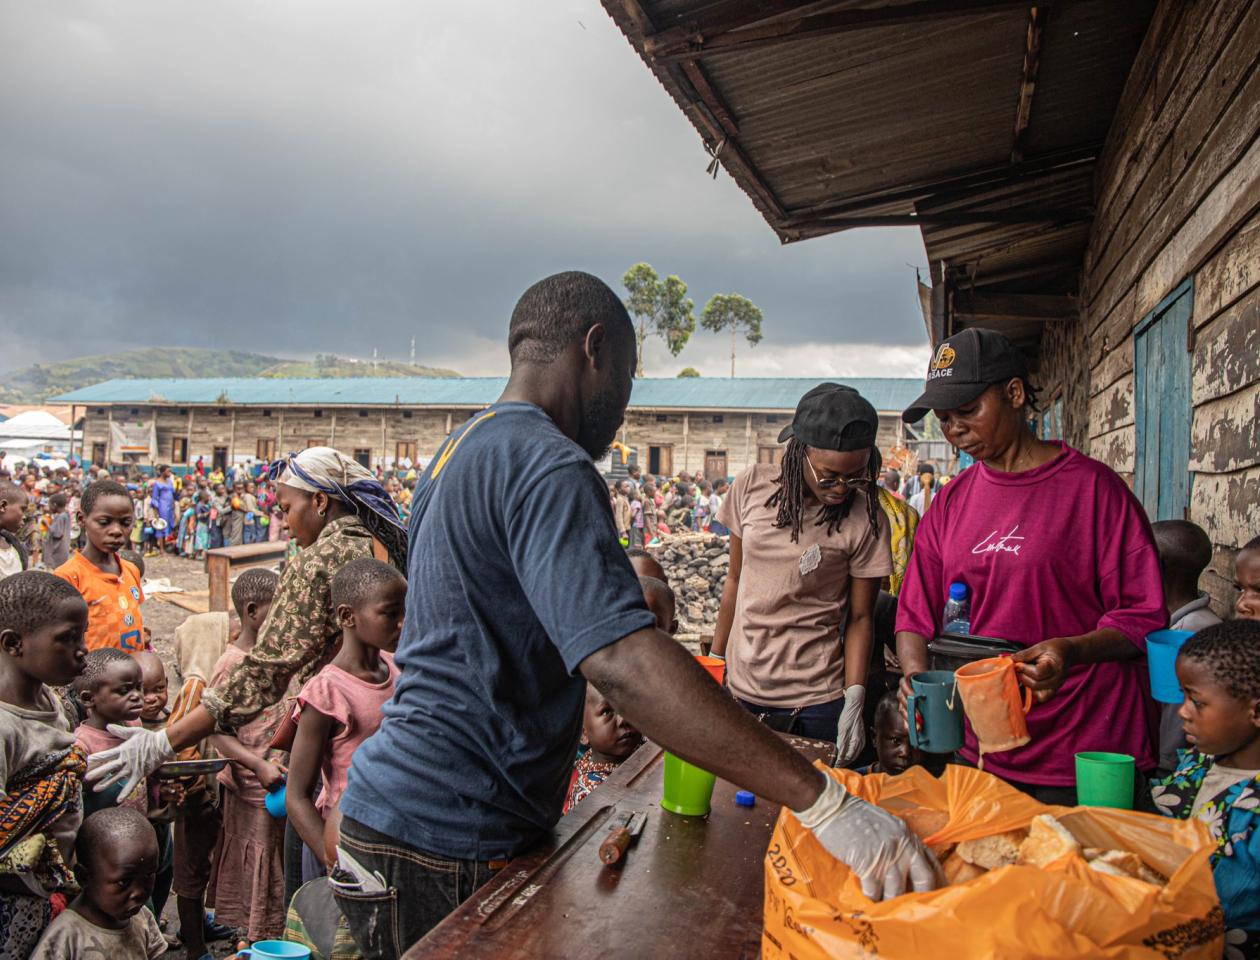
<box><xmin>56</xmin><ymin>377</ymin><xmax>922</xmax><ymax>413</ymax></box>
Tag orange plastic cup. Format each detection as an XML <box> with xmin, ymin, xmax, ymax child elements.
<box><xmin>695</xmin><ymin>655</ymin><xmax>725</xmax><ymax>685</ymax></box>
<box><xmin>954</xmin><ymin>656</ymin><xmax>1032</xmax><ymax>754</ymax></box>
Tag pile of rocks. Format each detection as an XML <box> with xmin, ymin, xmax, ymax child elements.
<box><xmin>648</xmin><ymin>532</ymin><xmax>730</xmax><ymax>635</ymax></box>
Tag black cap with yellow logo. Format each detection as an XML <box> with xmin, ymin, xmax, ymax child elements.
<box><xmin>901</xmin><ymin>327</ymin><xmax>1029</xmax><ymax>423</ymax></box>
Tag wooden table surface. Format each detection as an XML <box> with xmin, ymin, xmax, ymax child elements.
<box><xmin>404</xmin><ymin>735</ymin><xmax>836</xmax><ymax>960</ymax></box>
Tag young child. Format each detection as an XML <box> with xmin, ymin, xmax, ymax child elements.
<box><xmin>0</xmin><ymin>571</ymin><xmax>89</xmax><ymax>957</ymax></box>
<box><xmin>206</xmin><ymin>568</ymin><xmax>288</xmax><ymax>944</ymax></box>
<box><xmin>1236</xmin><ymin>535</ymin><xmax>1260</xmax><ymax>622</ymax></box>
<box><xmin>74</xmin><ymin>649</ymin><xmax>148</xmax><ymax>816</ymax></box>
<box><xmin>56</xmin><ymin>480</ymin><xmax>145</xmax><ymax>653</ymax></box>
<box><xmin>1151</xmin><ymin>520</ymin><xmax>1224</xmax><ymax>775</ymax></box>
<box><xmin>41</xmin><ymin>493</ymin><xmax>72</xmax><ymax>571</ymax></box>
<box><xmin>563</xmin><ymin>576</ymin><xmax>661</xmax><ymax>813</ymax></box>
<box><xmin>564</xmin><ymin>685</ymin><xmax>645</xmax><ymax>813</ymax></box>
<box><xmin>135</xmin><ymin>650</ymin><xmax>176</xmax><ymax>922</ymax></box>
<box><xmin>288</xmin><ymin>558</ymin><xmax>404</xmax><ymax>882</ymax></box>
<box><xmin>1152</xmin><ymin>620</ymin><xmax>1260</xmax><ymax>953</ymax></box>
<box><xmin>30</xmin><ymin>806</ymin><xmax>166</xmax><ymax>959</ymax></box>
<box><xmin>0</xmin><ymin>480</ymin><xmax>30</xmax><ymax>580</ymax></box>
<box><xmin>193</xmin><ymin>489</ymin><xmax>212</xmax><ymax>559</ymax></box>
<box><xmin>858</xmin><ymin>691</ymin><xmax>922</xmax><ymax>776</ymax></box>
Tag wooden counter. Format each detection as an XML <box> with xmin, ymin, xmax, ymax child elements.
<box><xmin>405</xmin><ymin>735</ymin><xmax>835</xmax><ymax>960</ymax></box>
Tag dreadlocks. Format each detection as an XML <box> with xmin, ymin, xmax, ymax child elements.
<box><xmin>765</xmin><ymin>439</ymin><xmax>883</xmax><ymax>543</ymax></box>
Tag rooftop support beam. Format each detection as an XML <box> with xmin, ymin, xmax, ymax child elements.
<box><xmin>1010</xmin><ymin>6</ymin><xmax>1047</xmax><ymax>163</ymax></box>
<box><xmin>788</xmin><ymin>206</ymin><xmax>1093</xmax><ymax>231</ymax></box>
<box><xmin>954</xmin><ymin>291</ymin><xmax>1078</xmax><ymax>322</ymax></box>
<box><xmin>646</xmin><ymin>0</ymin><xmax>1046</xmax><ymax>61</ymax></box>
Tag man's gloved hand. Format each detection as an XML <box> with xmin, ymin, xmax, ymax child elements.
<box><xmin>833</xmin><ymin>684</ymin><xmax>866</xmax><ymax>767</ymax></box>
<box><xmin>795</xmin><ymin>774</ymin><xmax>941</xmax><ymax>901</ymax></box>
<box><xmin>85</xmin><ymin>724</ymin><xmax>175</xmax><ymax>799</ymax></box>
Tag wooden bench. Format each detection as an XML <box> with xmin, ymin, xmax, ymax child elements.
<box><xmin>204</xmin><ymin>542</ymin><xmax>289</xmax><ymax>612</ymax></box>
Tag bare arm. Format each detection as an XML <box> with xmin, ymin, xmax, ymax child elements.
<box><xmin>286</xmin><ymin>707</ymin><xmax>336</xmax><ymax>866</ymax></box>
<box><xmin>1012</xmin><ymin>628</ymin><xmax>1138</xmax><ymax>703</ymax></box>
<box><xmin>709</xmin><ymin>533</ymin><xmax>743</xmax><ymax>658</ymax></box>
<box><xmin>580</xmin><ymin>627</ymin><xmax>824</xmax><ymax>812</ymax></box>
<box><xmin>844</xmin><ymin>576</ymin><xmax>879</xmax><ymax>689</ymax></box>
<box><xmin>208</xmin><ymin>733</ymin><xmax>286</xmax><ymax>791</ymax></box>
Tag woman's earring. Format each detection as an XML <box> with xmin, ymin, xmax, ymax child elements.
<box><xmin>318</xmin><ymin>508</ymin><xmax>327</xmax><ymax>517</ymax></box>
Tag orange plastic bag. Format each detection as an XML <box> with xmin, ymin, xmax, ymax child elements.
<box><xmin>762</xmin><ymin>764</ymin><xmax>1224</xmax><ymax>959</ymax></box>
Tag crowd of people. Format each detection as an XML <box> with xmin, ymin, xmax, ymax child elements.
<box><xmin>0</xmin><ymin>273</ymin><xmax>1257</xmax><ymax>958</ymax></box>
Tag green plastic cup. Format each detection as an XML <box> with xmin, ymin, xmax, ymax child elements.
<box><xmin>1075</xmin><ymin>751</ymin><xmax>1135</xmax><ymax>809</ymax></box>
<box><xmin>661</xmin><ymin>751</ymin><xmax>717</xmax><ymax>816</ymax></box>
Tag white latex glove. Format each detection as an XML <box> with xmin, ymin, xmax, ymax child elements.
<box><xmin>796</xmin><ymin>774</ymin><xmax>941</xmax><ymax>901</ymax></box>
<box><xmin>84</xmin><ymin>724</ymin><xmax>175</xmax><ymax>799</ymax></box>
<box><xmin>833</xmin><ymin>684</ymin><xmax>866</xmax><ymax>767</ymax></box>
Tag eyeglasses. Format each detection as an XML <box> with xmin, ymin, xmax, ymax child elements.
<box><xmin>805</xmin><ymin>455</ymin><xmax>870</xmax><ymax>491</ymax></box>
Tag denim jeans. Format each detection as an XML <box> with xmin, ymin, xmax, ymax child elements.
<box><xmin>736</xmin><ymin>694</ymin><xmax>845</xmax><ymax>743</ymax></box>
<box><xmin>332</xmin><ymin>817</ymin><xmax>500</xmax><ymax>959</ymax></box>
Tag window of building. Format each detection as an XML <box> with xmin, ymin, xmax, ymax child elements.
<box><xmin>1134</xmin><ymin>278</ymin><xmax>1193</xmax><ymax>521</ymax></box>
<box><xmin>91</xmin><ymin>442</ymin><xmax>106</xmax><ymax>465</ymax></box>
<box><xmin>178</xmin><ymin>408</ymin><xmax>188</xmax><ymax>416</ymax></box>
<box><xmin>171</xmin><ymin>437</ymin><xmax>188</xmax><ymax>464</ymax></box>
<box><xmin>95</xmin><ymin>408</ymin><xmax>106</xmax><ymax>416</ymax></box>
<box><xmin>656</xmin><ymin>414</ymin><xmax>669</xmax><ymax>423</ymax></box>
<box><xmin>757</xmin><ymin>445</ymin><xmax>784</xmax><ymax>466</ymax></box>
<box><xmin>359</xmin><ymin>410</ymin><xmax>370</xmax><ymax>418</ymax></box>
<box><xmin>712</xmin><ymin>415</ymin><xmax>724</xmax><ymax>424</ymax></box>
<box><xmin>396</xmin><ymin>441</ymin><xmax>417</xmax><ymax>464</ymax></box>
<box><xmin>766</xmin><ymin>414</ymin><xmax>780</xmax><ymax>423</ymax></box>
<box><xmin>257</xmin><ymin>438</ymin><xmax>276</xmax><ymax>462</ymax></box>
<box><xmin>353</xmin><ymin>448</ymin><xmax>372</xmax><ymax>468</ymax></box>
<box><xmin>217</xmin><ymin>408</ymin><xmax>227</xmax><ymax>417</ymax></box>
<box><xmin>402</xmin><ymin>410</ymin><xmax>414</xmax><ymax>419</ymax></box>
<box><xmin>647</xmin><ymin>444</ymin><xmax>673</xmax><ymax>477</ymax></box>
<box><xmin>313</xmin><ymin>409</ymin><xmax>324</xmax><ymax>418</ymax></box>
<box><xmin>263</xmin><ymin>409</ymin><xmax>272</xmax><ymax>418</ymax></box>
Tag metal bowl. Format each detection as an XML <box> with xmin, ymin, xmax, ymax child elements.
<box><xmin>155</xmin><ymin>757</ymin><xmax>229</xmax><ymax>779</ymax></box>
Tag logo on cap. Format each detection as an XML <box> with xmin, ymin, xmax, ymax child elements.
<box><xmin>930</xmin><ymin>343</ymin><xmax>956</xmax><ymax>371</ymax></box>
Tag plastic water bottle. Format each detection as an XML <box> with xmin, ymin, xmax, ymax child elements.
<box><xmin>943</xmin><ymin>582</ymin><xmax>972</xmax><ymax>635</ymax></box>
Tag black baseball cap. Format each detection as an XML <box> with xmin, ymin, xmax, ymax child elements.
<box><xmin>902</xmin><ymin>327</ymin><xmax>1029</xmax><ymax>423</ymax></box>
<box><xmin>778</xmin><ymin>384</ymin><xmax>878</xmax><ymax>451</ymax></box>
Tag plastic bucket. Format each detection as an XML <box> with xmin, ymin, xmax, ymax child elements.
<box><xmin>661</xmin><ymin>751</ymin><xmax>717</xmax><ymax>817</ymax></box>
<box><xmin>237</xmin><ymin>942</ymin><xmax>311</xmax><ymax>959</ymax></box>
<box><xmin>1076</xmin><ymin>751</ymin><xmax>1135</xmax><ymax>809</ymax></box>
<box><xmin>1147</xmin><ymin>629</ymin><xmax>1195</xmax><ymax>704</ymax></box>
<box><xmin>264</xmin><ymin>783</ymin><xmax>286</xmax><ymax>819</ymax></box>
<box><xmin>695</xmin><ymin>655</ymin><xmax>725</xmax><ymax>685</ymax></box>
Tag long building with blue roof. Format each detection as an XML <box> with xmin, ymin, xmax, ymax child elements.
<box><xmin>55</xmin><ymin>376</ymin><xmax>923</xmax><ymax>478</ymax></box>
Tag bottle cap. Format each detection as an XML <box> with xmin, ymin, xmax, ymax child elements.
<box><xmin>735</xmin><ymin>790</ymin><xmax>756</xmax><ymax>807</ymax></box>
<box><xmin>949</xmin><ymin>582</ymin><xmax>968</xmax><ymax>601</ymax></box>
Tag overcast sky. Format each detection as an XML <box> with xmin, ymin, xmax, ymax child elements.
<box><xmin>0</xmin><ymin>1</ymin><xmax>931</xmax><ymax>379</ymax></box>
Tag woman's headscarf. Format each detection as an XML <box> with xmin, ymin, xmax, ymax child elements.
<box><xmin>269</xmin><ymin>447</ymin><xmax>407</xmax><ymax>569</ymax></box>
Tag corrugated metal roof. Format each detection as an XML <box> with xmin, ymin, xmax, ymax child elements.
<box><xmin>54</xmin><ymin>377</ymin><xmax>924</xmax><ymax>414</ymax></box>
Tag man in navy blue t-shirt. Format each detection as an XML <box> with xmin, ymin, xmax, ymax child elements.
<box><xmin>336</xmin><ymin>272</ymin><xmax>936</xmax><ymax>956</ymax></box>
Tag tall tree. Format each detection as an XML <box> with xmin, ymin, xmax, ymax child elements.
<box><xmin>622</xmin><ymin>263</ymin><xmax>696</xmax><ymax>377</ymax></box>
<box><xmin>700</xmin><ymin>294</ymin><xmax>764</xmax><ymax>377</ymax></box>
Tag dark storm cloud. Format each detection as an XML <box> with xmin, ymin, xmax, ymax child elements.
<box><xmin>0</xmin><ymin>1</ymin><xmax>929</xmax><ymax>375</ymax></box>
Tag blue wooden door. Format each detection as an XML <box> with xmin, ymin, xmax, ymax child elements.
<box><xmin>1134</xmin><ymin>280</ymin><xmax>1192</xmax><ymax>520</ymax></box>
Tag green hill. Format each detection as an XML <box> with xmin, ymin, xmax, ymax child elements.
<box><xmin>0</xmin><ymin>349</ymin><xmax>460</xmax><ymax>403</ymax></box>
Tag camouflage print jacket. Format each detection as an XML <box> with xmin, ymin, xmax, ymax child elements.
<box><xmin>201</xmin><ymin>515</ymin><xmax>377</xmax><ymax>731</ymax></box>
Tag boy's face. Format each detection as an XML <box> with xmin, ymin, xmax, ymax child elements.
<box><xmin>1235</xmin><ymin>549</ymin><xmax>1260</xmax><ymax>621</ymax></box>
<box><xmin>244</xmin><ymin>598</ymin><xmax>274</xmax><ymax>631</ymax></box>
<box><xmin>583</xmin><ymin>685</ymin><xmax>643</xmax><ymax>760</ymax></box>
<box><xmin>1176</xmin><ymin>657</ymin><xmax>1260</xmax><ymax>763</ymax></box>
<box><xmin>82</xmin><ymin>658</ymin><xmax>144</xmax><ymax>724</ymax></box>
<box><xmin>341</xmin><ymin>577</ymin><xmax>406</xmax><ymax>652</ymax></box>
<box><xmin>1</xmin><ymin>597</ymin><xmax>89</xmax><ymax>686</ymax></box>
<box><xmin>79</xmin><ymin>831</ymin><xmax>159</xmax><ymax>928</ymax></box>
<box><xmin>135</xmin><ymin>653</ymin><xmax>168</xmax><ymax>722</ymax></box>
<box><xmin>81</xmin><ymin>494</ymin><xmax>134</xmax><ymax>553</ymax></box>
<box><xmin>0</xmin><ymin>490</ymin><xmax>27</xmax><ymax>533</ymax></box>
<box><xmin>874</xmin><ymin>708</ymin><xmax>921</xmax><ymax>775</ymax></box>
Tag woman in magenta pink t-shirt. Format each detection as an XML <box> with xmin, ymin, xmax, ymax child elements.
<box><xmin>895</xmin><ymin>328</ymin><xmax>1166</xmax><ymax>802</ymax></box>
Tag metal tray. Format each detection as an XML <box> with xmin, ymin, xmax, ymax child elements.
<box><xmin>155</xmin><ymin>757</ymin><xmax>229</xmax><ymax>779</ymax></box>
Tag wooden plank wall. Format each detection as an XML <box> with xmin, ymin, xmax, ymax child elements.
<box><xmin>1079</xmin><ymin>0</ymin><xmax>1260</xmax><ymax>612</ymax></box>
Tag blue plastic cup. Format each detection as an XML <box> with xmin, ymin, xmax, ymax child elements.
<box><xmin>1147</xmin><ymin>630</ymin><xmax>1195</xmax><ymax>703</ymax></box>
<box><xmin>264</xmin><ymin>782</ymin><xmax>286</xmax><ymax>819</ymax></box>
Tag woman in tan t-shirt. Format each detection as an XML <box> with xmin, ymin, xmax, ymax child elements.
<box><xmin>711</xmin><ymin>385</ymin><xmax>892</xmax><ymax>767</ymax></box>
